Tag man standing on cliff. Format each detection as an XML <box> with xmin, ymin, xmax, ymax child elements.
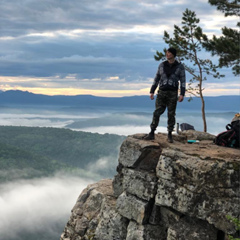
<box><xmin>144</xmin><ymin>47</ymin><xmax>186</xmax><ymax>142</ymax></box>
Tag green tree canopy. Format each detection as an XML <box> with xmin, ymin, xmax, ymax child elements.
<box><xmin>204</xmin><ymin>0</ymin><xmax>240</xmax><ymax>75</ymax></box>
<box><xmin>155</xmin><ymin>9</ymin><xmax>224</xmax><ymax>132</ymax></box>
<box><xmin>208</xmin><ymin>0</ymin><xmax>240</xmax><ymax>17</ymax></box>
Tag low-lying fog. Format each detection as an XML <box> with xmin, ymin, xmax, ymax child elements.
<box><xmin>0</xmin><ymin>174</ymin><xmax>94</xmax><ymax>240</ymax></box>
<box><xmin>0</xmin><ymin>106</ymin><xmax>237</xmax><ymax>240</ymax></box>
<box><xmin>0</xmin><ymin>108</ymin><xmax>235</xmax><ymax>135</ymax></box>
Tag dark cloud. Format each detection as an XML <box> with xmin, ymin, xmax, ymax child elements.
<box><xmin>0</xmin><ymin>32</ymin><xmax>162</xmax><ymax>79</ymax></box>
<box><xmin>0</xmin><ymin>0</ymin><xmax>221</xmax><ymax>38</ymax></box>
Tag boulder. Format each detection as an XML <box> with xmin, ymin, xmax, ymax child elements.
<box><xmin>60</xmin><ymin>179</ymin><xmax>128</xmax><ymax>240</ymax></box>
<box><xmin>126</xmin><ymin>221</ymin><xmax>167</xmax><ymax>240</ymax></box>
<box><xmin>118</xmin><ymin>136</ymin><xmax>161</xmax><ymax>171</ymax></box>
<box><xmin>116</xmin><ymin>191</ymin><xmax>153</xmax><ymax>224</ymax></box>
<box><xmin>155</xmin><ymin>148</ymin><xmax>240</xmax><ymax>233</ymax></box>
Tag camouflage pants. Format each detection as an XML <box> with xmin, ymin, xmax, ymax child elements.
<box><xmin>150</xmin><ymin>90</ymin><xmax>178</xmax><ymax>132</ymax></box>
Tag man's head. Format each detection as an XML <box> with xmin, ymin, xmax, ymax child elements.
<box><xmin>166</xmin><ymin>47</ymin><xmax>177</xmax><ymax>60</ymax></box>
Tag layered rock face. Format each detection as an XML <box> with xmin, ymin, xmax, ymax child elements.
<box><xmin>60</xmin><ymin>132</ymin><xmax>240</xmax><ymax>240</ymax></box>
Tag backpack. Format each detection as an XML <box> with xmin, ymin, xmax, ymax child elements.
<box><xmin>180</xmin><ymin>123</ymin><xmax>195</xmax><ymax>131</ymax></box>
<box><xmin>214</xmin><ymin>115</ymin><xmax>240</xmax><ymax>148</ymax></box>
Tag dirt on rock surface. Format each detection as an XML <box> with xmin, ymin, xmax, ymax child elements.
<box><xmin>133</xmin><ymin>131</ymin><xmax>240</xmax><ymax>162</ymax></box>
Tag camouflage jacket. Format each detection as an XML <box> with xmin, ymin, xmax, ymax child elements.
<box><xmin>150</xmin><ymin>60</ymin><xmax>186</xmax><ymax>96</ymax></box>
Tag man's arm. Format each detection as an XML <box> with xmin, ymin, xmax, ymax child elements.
<box><xmin>179</xmin><ymin>64</ymin><xmax>186</xmax><ymax>101</ymax></box>
<box><xmin>149</xmin><ymin>64</ymin><xmax>161</xmax><ymax>100</ymax></box>
<box><xmin>178</xmin><ymin>95</ymin><xmax>184</xmax><ymax>102</ymax></box>
<box><xmin>150</xmin><ymin>93</ymin><xmax>154</xmax><ymax>100</ymax></box>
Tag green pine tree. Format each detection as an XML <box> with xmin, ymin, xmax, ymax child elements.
<box><xmin>204</xmin><ymin>0</ymin><xmax>240</xmax><ymax>76</ymax></box>
<box><xmin>154</xmin><ymin>9</ymin><xmax>224</xmax><ymax>132</ymax></box>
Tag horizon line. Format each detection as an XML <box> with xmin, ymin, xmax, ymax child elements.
<box><xmin>0</xmin><ymin>89</ymin><xmax>239</xmax><ymax>98</ymax></box>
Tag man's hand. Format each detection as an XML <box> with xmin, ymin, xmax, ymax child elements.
<box><xmin>178</xmin><ymin>95</ymin><xmax>184</xmax><ymax>102</ymax></box>
<box><xmin>150</xmin><ymin>93</ymin><xmax>154</xmax><ymax>100</ymax></box>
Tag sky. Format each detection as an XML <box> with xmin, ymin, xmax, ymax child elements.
<box><xmin>0</xmin><ymin>0</ymin><xmax>239</xmax><ymax>97</ymax></box>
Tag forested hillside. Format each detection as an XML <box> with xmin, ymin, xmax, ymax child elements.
<box><xmin>0</xmin><ymin>126</ymin><xmax>125</xmax><ymax>182</ymax></box>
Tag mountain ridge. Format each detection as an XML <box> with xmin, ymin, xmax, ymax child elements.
<box><xmin>0</xmin><ymin>90</ymin><xmax>239</xmax><ymax>111</ymax></box>
<box><xmin>0</xmin><ymin>126</ymin><xmax>125</xmax><ymax>182</ymax></box>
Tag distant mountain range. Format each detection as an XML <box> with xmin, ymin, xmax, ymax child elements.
<box><xmin>0</xmin><ymin>90</ymin><xmax>239</xmax><ymax>112</ymax></box>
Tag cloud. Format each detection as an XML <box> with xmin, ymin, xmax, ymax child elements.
<box><xmin>0</xmin><ymin>0</ymin><xmax>238</xmax><ymax>96</ymax></box>
<box><xmin>0</xmin><ymin>32</ymin><xmax>161</xmax><ymax>81</ymax></box>
<box><xmin>2</xmin><ymin>0</ymin><xmax>234</xmax><ymax>38</ymax></box>
<box><xmin>0</xmin><ymin>117</ymin><xmax>73</xmax><ymax>128</ymax></box>
<box><xmin>0</xmin><ymin>113</ymin><xmax>74</xmax><ymax>127</ymax></box>
<box><xmin>74</xmin><ymin>125</ymin><xmax>167</xmax><ymax>136</ymax></box>
<box><xmin>0</xmin><ymin>110</ymin><xmax>236</xmax><ymax>136</ymax></box>
<box><xmin>86</xmin><ymin>155</ymin><xmax>120</xmax><ymax>177</ymax></box>
<box><xmin>202</xmin><ymin>82</ymin><xmax>240</xmax><ymax>96</ymax></box>
<box><xmin>0</xmin><ymin>174</ymin><xmax>94</xmax><ymax>239</ymax></box>
<box><xmin>0</xmin><ymin>110</ymin><xmax>104</xmax><ymax>128</ymax></box>
<box><xmin>69</xmin><ymin>110</ymin><xmax>237</xmax><ymax>136</ymax></box>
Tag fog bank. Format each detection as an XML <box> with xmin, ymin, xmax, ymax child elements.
<box><xmin>0</xmin><ymin>174</ymin><xmax>94</xmax><ymax>240</ymax></box>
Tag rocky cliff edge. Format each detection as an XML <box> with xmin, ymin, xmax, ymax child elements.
<box><xmin>60</xmin><ymin>131</ymin><xmax>240</xmax><ymax>240</ymax></box>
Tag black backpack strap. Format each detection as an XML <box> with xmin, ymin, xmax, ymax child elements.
<box><xmin>226</xmin><ymin>124</ymin><xmax>232</xmax><ymax>130</ymax></box>
<box><xmin>231</xmin><ymin>120</ymin><xmax>240</xmax><ymax>132</ymax></box>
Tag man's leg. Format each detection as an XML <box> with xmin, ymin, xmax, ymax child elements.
<box><xmin>144</xmin><ymin>91</ymin><xmax>167</xmax><ymax>140</ymax></box>
<box><xmin>151</xmin><ymin>91</ymin><xmax>167</xmax><ymax>131</ymax></box>
<box><xmin>167</xmin><ymin>91</ymin><xmax>178</xmax><ymax>142</ymax></box>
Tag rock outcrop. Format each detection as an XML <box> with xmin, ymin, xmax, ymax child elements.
<box><xmin>60</xmin><ymin>132</ymin><xmax>240</xmax><ymax>240</ymax></box>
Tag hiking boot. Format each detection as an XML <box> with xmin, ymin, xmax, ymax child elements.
<box><xmin>168</xmin><ymin>132</ymin><xmax>173</xmax><ymax>143</ymax></box>
<box><xmin>143</xmin><ymin>131</ymin><xmax>155</xmax><ymax>140</ymax></box>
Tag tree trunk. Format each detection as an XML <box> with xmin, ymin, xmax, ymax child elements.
<box><xmin>201</xmin><ymin>94</ymin><xmax>207</xmax><ymax>132</ymax></box>
<box><xmin>194</xmin><ymin>49</ymin><xmax>207</xmax><ymax>132</ymax></box>
<box><xmin>199</xmin><ymin>78</ymin><xmax>207</xmax><ymax>132</ymax></box>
